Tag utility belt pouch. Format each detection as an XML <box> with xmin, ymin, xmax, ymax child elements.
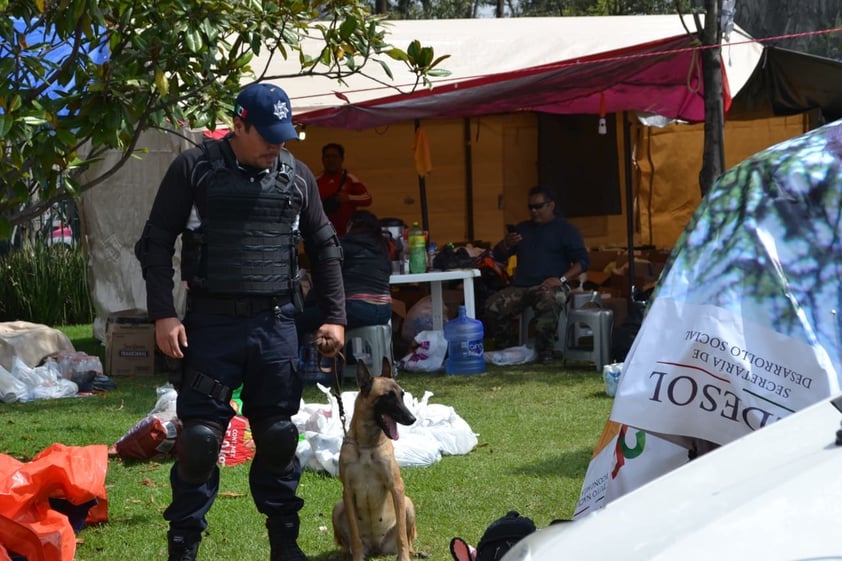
<box><xmin>292</xmin><ymin>275</ymin><xmax>304</xmax><ymax>313</ymax></box>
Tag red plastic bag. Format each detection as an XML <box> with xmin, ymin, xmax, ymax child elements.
<box><xmin>114</xmin><ymin>416</ymin><xmax>181</xmax><ymax>460</ymax></box>
<box><xmin>218</xmin><ymin>415</ymin><xmax>255</xmax><ymax>467</ymax></box>
<box><xmin>0</xmin><ymin>443</ymin><xmax>108</xmax><ymax>561</ymax></box>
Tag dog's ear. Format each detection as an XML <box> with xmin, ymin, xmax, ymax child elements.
<box><xmin>380</xmin><ymin>357</ymin><xmax>393</xmax><ymax>379</ymax></box>
<box><xmin>356</xmin><ymin>360</ymin><xmax>374</xmax><ymax>393</ymax></box>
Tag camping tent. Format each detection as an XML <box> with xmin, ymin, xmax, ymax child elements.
<box><xmin>80</xmin><ymin>15</ymin><xmax>841</xmax><ymax>337</ymax></box>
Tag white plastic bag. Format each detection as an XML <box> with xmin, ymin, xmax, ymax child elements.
<box><xmin>484</xmin><ymin>345</ymin><xmax>537</xmax><ymax>365</ymax></box>
<box><xmin>293</xmin><ymin>384</ymin><xmax>478</xmax><ymax>475</ymax></box>
<box><xmin>149</xmin><ymin>384</ymin><xmax>179</xmax><ymax>421</ymax></box>
<box><xmin>399</xmin><ymin>330</ymin><xmax>447</xmax><ymax>372</ymax></box>
<box><xmin>0</xmin><ymin>362</ymin><xmax>29</xmax><ymax>403</ymax></box>
<box><xmin>403</xmin><ymin>390</ymin><xmax>478</xmax><ymax>456</ymax></box>
<box><xmin>11</xmin><ymin>356</ymin><xmax>77</xmax><ymax>401</ymax></box>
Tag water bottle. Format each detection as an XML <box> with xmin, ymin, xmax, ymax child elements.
<box><xmin>408</xmin><ymin>222</ymin><xmax>427</xmax><ymax>274</ymax></box>
<box><xmin>444</xmin><ymin>306</ymin><xmax>486</xmax><ymax>375</ymax></box>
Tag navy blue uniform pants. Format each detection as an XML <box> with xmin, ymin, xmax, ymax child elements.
<box><xmin>164</xmin><ymin>302</ymin><xmax>303</xmax><ymax>533</ymax></box>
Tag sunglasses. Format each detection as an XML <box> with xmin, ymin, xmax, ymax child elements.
<box><xmin>528</xmin><ymin>201</ymin><xmax>550</xmax><ymax>210</ymax></box>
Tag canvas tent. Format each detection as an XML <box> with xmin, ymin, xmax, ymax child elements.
<box><xmin>81</xmin><ymin>15</ymin><xmax>841</xmax><ymax>337</ymax></box>
<box><xmin>248</xmin><ymin>14</ymin><xmax>772</xmax><ymax>248</ymax></box>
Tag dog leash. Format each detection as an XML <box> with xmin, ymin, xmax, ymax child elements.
<box><xmin>319</xmin><ymin>350</ymin><xmax>348</xmax><ymax>436</ymax></box>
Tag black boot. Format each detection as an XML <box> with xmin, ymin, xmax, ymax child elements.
<box><xmin>267</xmin><ymin>515</ymin><xmax>307</xmax><ymax>561</ymax></box>
<box><xmin>167</xmin><ymin>530</ymin><xmax>201</xmax><ymax>561</ymax></box>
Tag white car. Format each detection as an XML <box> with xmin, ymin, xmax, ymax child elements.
<box><xmin>503</xmin><ymin>394</ymin><xmax>842</xmax><ymax>561</ymax></box>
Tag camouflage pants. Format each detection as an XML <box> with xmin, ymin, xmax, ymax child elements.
<box><xmin>484</xmin><ymin>284</ymin><xmax>569</xmax><ymax>354</ymax></box>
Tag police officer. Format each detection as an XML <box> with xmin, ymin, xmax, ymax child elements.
<box><xmin>135</xmin><ymin>83</ymin><xmax>345</xmax><ymax>561</ymax></box>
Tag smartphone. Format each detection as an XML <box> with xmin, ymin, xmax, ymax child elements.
<box><xmin>506</xmin><ymin>224</ymin><xmax>517</xmax><ymax>234</ymax></box>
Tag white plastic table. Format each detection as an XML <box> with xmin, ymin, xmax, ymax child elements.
<box><xmin>389</xmin><ymin>269</ymin><xmax>481</xmax><ymax>330</ymax></box>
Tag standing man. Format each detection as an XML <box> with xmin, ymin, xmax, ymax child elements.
<box><xmin>135</xmin><ymin>83</ymin><xmax>346</xmax><ymax>561</ymax></box>
<box><xmin>485</xmin><ymin>185</ymin><xmax>589</xmax><ymax>363</ymax></box>
<box><xmin>316</xmin><ymin>142</ymin><xmax>372</xmax><ymax>235</ymax></box>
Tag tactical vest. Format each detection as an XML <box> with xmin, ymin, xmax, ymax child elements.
<box><xmin>182</xmin><ymin>140</ymin><xmax>301</xmax><ymax>295</ymax></box>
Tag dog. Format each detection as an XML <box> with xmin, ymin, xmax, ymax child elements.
<box><xmin>332</xmin><ymin>358</ymin><xmax>418</xmax><ymax>561</ymax></box>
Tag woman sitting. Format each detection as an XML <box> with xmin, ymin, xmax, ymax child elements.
<box><xmin>297</xmin><ymin>210</ymin><xmax>392</xmax><ymax>339</ymax></box>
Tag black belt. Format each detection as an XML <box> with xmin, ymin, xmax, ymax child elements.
<box><xmin>187</xmin><ymin>294</ymin><xmax>290</xmax><ymax>317</ymax></box>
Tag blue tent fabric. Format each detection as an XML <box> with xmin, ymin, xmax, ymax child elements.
<box><xmin>5</xmin><ymin>18</ymin><xmax>109</xmax><ymax>113</ymax></box>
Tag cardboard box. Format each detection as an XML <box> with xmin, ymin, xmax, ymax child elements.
<box><xmin>106</xmin><ymin>309</ymin><xmax>155</xmax><ymax>376</ymax></box>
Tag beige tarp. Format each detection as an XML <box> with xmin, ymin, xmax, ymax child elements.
<box><xmin>81</xmin><ymin>129</ymin><xmax>196</xmax><ymax>340</ymax></box>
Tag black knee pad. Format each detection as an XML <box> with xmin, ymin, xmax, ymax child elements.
<box><xmin>176</xmin><ymin>421</ymin><xmax>224</xmax><ymax>484</ymax></box>
<box><xmin>251</xmin><ymin>417</ymin><xmax>299</xmax><ymax>474</ymax></box>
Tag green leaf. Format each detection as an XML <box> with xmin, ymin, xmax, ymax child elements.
<box><xmin>376</xmin><ymin>59</ymin><xmax>394</xmax><ymax>80</ymax></box>
<box><xmin>0</xmin><ymin>115</ymin><xmax>11</xmax><ymax>138</ymax></box>
<box><xmin>429</xmin><ymin>55</ymin><xmax>451</xmax><ymax>70</ymax></box>
<box><xmin>339</xmin><ymin>17</ymin><xmax>358</xmax><ymax>40</ymax></box>
<box><xmin>407</xmin><ymin>40</ymin><xmax>422</xmax><ymax>61</ymax></box>
<box><xmin>384</xmin><ymin>47</ymin><xmax>408</xmax><ymax>62</ymax></box>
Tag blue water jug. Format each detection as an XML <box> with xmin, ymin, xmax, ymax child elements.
<box><xmin>298</xmin><ymin>344</ymin><xmax>332</xmax><ymax>386</ymax></box>
<box><xmin>444</xmin><ymin>306</ymin><xmax>486</xmax><ymax>375</ymax></box>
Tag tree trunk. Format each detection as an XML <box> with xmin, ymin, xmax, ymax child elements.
<box><xmin>699</xmin><ymin>0</ymin><xmax>725</xmax><ymax>197</ymax></box>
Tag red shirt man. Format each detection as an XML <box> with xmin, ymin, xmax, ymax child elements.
<box><xmin>316</xmin><ymin>143</ymin><xmax>372</xmax><ymax>234</ymax></box>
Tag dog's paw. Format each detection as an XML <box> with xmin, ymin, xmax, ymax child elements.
<box><xmin>412</xmin><ymin>551</ymin><xmax>431</xmax><ymax>559</ymax></box>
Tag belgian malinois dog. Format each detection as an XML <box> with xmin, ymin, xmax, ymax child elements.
<box><xmin>332</xmin><ymin>359</ymin><xmax>418</xmax><ymax>561</ymax></box>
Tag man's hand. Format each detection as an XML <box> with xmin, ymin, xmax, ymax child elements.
<box><xmin>541</xmin><ymin>276</ymin><xmax>569</xmax><ymax>291</ymax></box>
<box><xmin>502</xmin><ymin>231</ymin><xmax>522</xmax><ymax>250</ymax></box>
<box><xmin>314</xmin><ymin>323</ymin><xmax>345</xmax><ymax>357</ymax></box>
<box><xmin>155</xmin><ymin>317</ymin><xmax>187</xmax><ymax>358</ymax></box>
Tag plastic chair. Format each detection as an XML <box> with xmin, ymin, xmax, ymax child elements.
<box><xmin>563</xmin><ymin>299</ymin><xmax>613</xmax><ymax>372</ymax></box>
<box><xmin>342</xmin><ymin>323</ymin><xmax>394</xmax><ymax>379</ymax></box>
<box><xmin>519</xmin><ymin>292</ymin><xmax>613</xmax><ymax>370</ymax></box>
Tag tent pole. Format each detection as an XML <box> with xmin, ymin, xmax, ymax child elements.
<box><xmin>463</xmin><ymin>118</ymin><xmax>475</xmax><ymax>241</ymax></box>
<box><xmin>415</xmin><ymin>119</ymin><xmax>430</xmax><ymax>232</ymax></box>
<box><xmin>622</xmin><ymin>112</ymin><xmax>637</xmax><ymax>316</ymax></box>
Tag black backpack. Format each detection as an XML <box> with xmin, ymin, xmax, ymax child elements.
<box><xmin>475</xmin><ymin>511</ymin><xmax>536</xmax><ymax>561</ymax></box>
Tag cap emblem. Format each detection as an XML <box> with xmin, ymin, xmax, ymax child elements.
<box><xmin>274</xmin><ymin>100</ymin><xmax>290</xmax><ymax>121</ymax></box>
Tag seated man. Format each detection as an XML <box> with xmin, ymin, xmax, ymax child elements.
<box><xmin>297</xmin><ymin>210</ymin><xmax>392</xmax><ymax>341</ymax></box>
<box><xmin>485</xmin><ymin>186</ymin><xmax>589</xmax><ymax>363</ymax></box>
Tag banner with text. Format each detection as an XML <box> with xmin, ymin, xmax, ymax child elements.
<box><xmin>611</xmin><ymin>298</ymin><xmax>835</xmax><ymax>445</ymax></box>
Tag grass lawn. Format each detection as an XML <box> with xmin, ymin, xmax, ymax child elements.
<box><xmin>0</xmin><ymin>325</ymin><xmax>613</xmax><ymax>560</ymax></box>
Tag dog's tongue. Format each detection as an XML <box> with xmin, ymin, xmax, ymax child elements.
<box><xmin>383</xmin><ymin>414</ymin><xmax>399</xmax><ymax>440</ymax></box>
